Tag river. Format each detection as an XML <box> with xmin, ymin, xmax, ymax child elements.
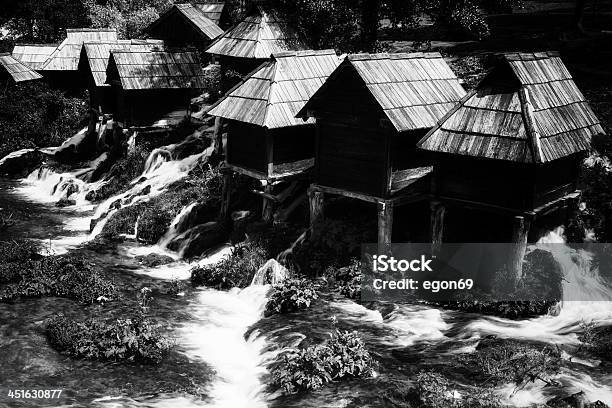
<box><xmin>0</xmin><ymin>145</ymin><xmax>610</xmax><ymax>407</ymax></box>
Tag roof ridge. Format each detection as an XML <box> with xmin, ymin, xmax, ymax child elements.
<box><xmin>262</xmin><ymin>57</ymin><xmax>280</xmax><ymax>128</ymax></box>
<box><xmin>67</xmin><ymin>28</ymin><xmax>117</xmax><ymax>32</ymax></box>
<box><xmin>518</xmin><ymin>87</ymin><xmax>544</xmax><ymax>164</ymax></box>
<box><xmin>349</xmin><ymin>51</ymin><xmax>442</xmax><ymax>61</ymax></box>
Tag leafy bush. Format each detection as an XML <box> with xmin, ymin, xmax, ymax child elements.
<box><xmin>0</xmin><ymin>83</ymin><xmax>88</xmax><ymax>159</ymax></box>
<box><xmin>0</xmin><ymin>252</ymin><xmax>116</xmax><ymax>304</ymax></box>
<box><xmin>411</xmin><ymin>371</ymin><xmax>501</xmax><ymax>408</ymax></box>
<box><xmin>191</xmin><ymin>242</ymin><xmax>268</xmax><ymax>290</ymax></box>
<box><xmin>579</xmin><ymin>322</ymin><xmax>612</xmax><ymax>361</ymax></box>
<box><xmin>329</xmin><ymin>259</ymin><xmax>362</xmax><ymax>300</ymax></box>
<box><xmin>274</xmin><ymin>330</ymin><xmax>374</xmax><ymax>394</ymax></box>
<box><xmin>265</xmin><ymin>278</ymin><xmax>318</xmax><ymax>316</ymax></box>
<box><xmin>464</xmin><ymin>338</ymin><xmax>561</xmax><ymax>386</ymax></box>
<box><xmin>46</xmin><ymin>315</ymin><xmax>171</xmax><ymax>363</ymax></box>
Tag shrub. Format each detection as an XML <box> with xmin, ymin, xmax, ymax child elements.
<box><xmin>265</xmin><ymin>278</ymin><xmax>318</xmax><ymax>316</ymax></box>
<box><xmin>46</xmin><ymin>315</ymin><xmax>172</xmax><ymax>363</ymax></box>
<box><xmin>579</xmin><ymin>322</ymin><xmax>612</xmax><ymax>361</ymax></box>
<box><xmin>191</xmin><ymin>242</ymin><xmax>268</xmax><ymax>290</ymax></box>
<box><xmin>274</xmin><ymin>330</ymin><xmax>374</xmax><ymax>394</ymax></box>
<box><xmin>410</xmin><ymin>371</ymin><xmax>501</xmax><ymax>408</ymax></box>
<box><xmin>464</xmin><ymin>338</ymin><xmax>562</xmax><ymax>386</ymax></box>
<box><xmin>329</xmin><ymin>259</ymin><xmax>362</xmax><ymax>299</ymax></box>
<box><xmin>0</xmin><ymin>253</ymin><xmax>116</xmax><ymax>304</ymax></box>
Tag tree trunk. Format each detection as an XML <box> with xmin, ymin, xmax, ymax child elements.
<box><xmin>360</xmin><ymin>0</ymin><xmax>380</xmax><ymax>52</ymax></box>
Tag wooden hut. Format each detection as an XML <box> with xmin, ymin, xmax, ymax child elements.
<box><xmin>79</xmin><ymin>39</ymin><xmax>164</xmax><ymax>113</ymax></box>
<box><xmin>105</xmin><ymin>50</ymin><xmax>206</xmax><ymax>127</ymax></box>
<box><xmin>40</xmin><ymin>28</ymin><xmax>118</xmax><ymax>90</ymax></box>
<box><xmin>0</xmin><ymin>53</ymin><xmax>43</xmax><ymax>87</ymax></box>
<box><xmin>11</xmin><ymin>44</ymin><xmax>58</xmax><ymax>70</ymax></box>
<box><xmin>205</xmin><ymin>3</ymin><xmax>305</xmax><ymax>91</ymax></box>
<box><xmin>297</xmin><ymin>52</ymin><xmax>466</xmax><ymax>245</ymax></box>
<box><xmin>207</xmin><ymin>49</ymin><xmax>343</xmax><ymax>221</ymax></box>
<box><xmin>143</xmin><ymin>3</ymin><xmax>223</xmax><ymax>48</ymax></box>
<box><xmin>417</xmin><ymin>51</ymin><xmax>604</xmax><ymax>272</ymax></box>
<box><xmin>193</xmin><ymin>2</ymin><xmax>231</xmax><ymax>29</ymax></box>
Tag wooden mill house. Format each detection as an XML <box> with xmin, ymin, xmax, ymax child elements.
<box><xmin>143</xmin><ymin>3</ymin><xmax>223</xmax><ymax>48</ymax></box>
<box><xmin>40</xmin><ymin>28</ymin><xmax>118</xmax><ymax>90</ymax></box>
<box><xmin>0</xmin><ymin>53</ymin><xmax>42</xmax><ymax>88</ymax></box>
<box><xmin>417</xmin><ymin>51</ymin><xmax>604</xmax><ymax>274</ymax></box>
<box><xmin>297</xmin><ymin>52</ymin><xmax>467</xmax><ymax>245</ymax></box>
<box><xmin>11</xmin><ymin>44</ymin><xmax>58</xmax><ymax>70</ymax></box>
<box><xmin>79</xmin><ymin>39</ymin><xmax>165</xmax><ymax>114</ymax></box>
<box><xmin>205</xmin><ymin>3</ymin><xmax>305</xmax><ymax>91</ymax></box>
<box><xmin>105</xmin><ymin>50</ymin><xmax>207</xmax><ymax>127</ymax></box>
<box><xmin>207</xmin><ymin>49</ymin><xmax>343</xmax><ymax>221</ymax></box>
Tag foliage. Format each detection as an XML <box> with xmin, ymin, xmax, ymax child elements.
<box><xmin>292</xmin><ymin>217</ymin><xmax>374</xmax><ymax>276</ymax></box>
<box><xmin>328</xmin><ymin>259</ymin><xmax>362</xmax><ymax>300</ymax></box>
<box><xmin>579</xmin><ymin>322</ymin><xmax>612</xmax><ymax>361</ymax></box>
<box><xmin>411</xmin><ymin>371</ymin><xmax>501</xmax><ymax>408</ymax></box>
<box><xmin>0</xmin><ymin>0</ymin><xmax>89</xmax><ymax>42</ymax></box>
<box><xmin>191</xmin><ymin>243</ymin><xmax>268</xmax><ymax>290</ymax></box>
<box><xmin>465</xmin><ymin>338</ymin><xmax>562</xmax><ymax>387</ymax></box>
<box><xmin>46</xmin><ymin>314</ymin><xmax>171</xmax><ymax>363</ymax></box>
<box><xmin>265</xmin><ymin>278</ymin><xmax>318</xmax><ymax>316</ymax></box>
<box><xmin>83</xmin><ymin>0</ymin><xmax>172</xmax><ymax>39</ymax></box>
<box><xmin>274</xmin><ymin>329</ymin><xmax>374</xmax><ymax>394</ymax></box>
<box><xmin>0</xmin><ymin>251</ymin><xmax>117</xmax><ymax>304</ymax></box>
<box><xmin>0</xmin><ymin>83</ymin><xmax>88</xmax><ymax>160</ymax></box>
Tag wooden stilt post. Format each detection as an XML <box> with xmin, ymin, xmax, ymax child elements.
<box><xmin>509</xmin><ymin>215</ymin><xmax>530</xmax><ymax>283</ymax></box>
<box><xmin>262</xmin><ymin>183</ymin><xmax>274</xmax><ymax>223</ymax></box>
<box><xmin>377</xmin><ymin>200</ymin><xmax>393</xmax><ymax>247</ymax></box>
<box><xmin>430</xmin><ymin>200</ymin><xmax>446</xmax><ymax>255</ymax></box>
<box><xmin>213</xmin><ymin>117</ymin><xmax>224</xmax><ymax>156</ymax></box>
<box><xmin>308</xmin><ymin>186</ymin><xmax>324</xmax><ymax>239</ymax></box>
<box><xmin>219</xmin><ymin>172</ymin><xmax>232</xmax><ymax>220</ymax></box>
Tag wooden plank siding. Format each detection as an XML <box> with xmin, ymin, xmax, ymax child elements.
<box><xmin>226</xmin><ymin>120</ymin><xmax>267</xmax><ymax>173</ymax></box>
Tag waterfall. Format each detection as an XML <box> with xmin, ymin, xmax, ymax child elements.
<box><xmin>251</xmin><ymin>259</ymin><xmax>290</xmax><ymax>286</ymax></box>
<box><xmin>142</xmin><ymin>148</ymin><xmax>173</xmax><ymax>176</ymax></box>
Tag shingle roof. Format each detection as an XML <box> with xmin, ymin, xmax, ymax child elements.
<box><xmin>418</xmin><ymin>51</ymin><xmax>604</xmax><ymax>164</ymax></box>
<box><xmin>193</xmin><ymin>2</ymin><xmax>225</xmax><ymax>25</ymax></box>
<box><xmin>298</xmin><ymin>52</ymin><xmax>466</xmax><ymax>132</ymax></box>
<box><xmin>145</xmin><ymin>3</ymin><xmax>223</xmax><ymax>41</ymax></box>
<box><xmin>205</xmin><ymin>3</ymin><xmax>305</xmax><ymax>59</ymax></box>
<box><xmin>207</xmin><ymin>49</ymin><xmax>342</xmax><ymax>128</ymax></box>
<box><xmin>11</xmin><ymin>44</ymin><xmax>58</xmax><ymax>70</ymax></box>
<box><xmin>0</xmin><ymin>53</ymin><xmax>43</xmax><ymax>83</ymax></box>
<box><xmin>106</xmin><ymin>50</ymin><xmax>206</xmax><ymax>90</ymax></box>
<box><xmin>42</xmin><ymin>28</ymin><xmax>118</xmax><ymax>71</ymax></box>
<box><xmin>82</xmin><ymin>39</ymin><xmax>165</xmax><ymax>86</ymax></box>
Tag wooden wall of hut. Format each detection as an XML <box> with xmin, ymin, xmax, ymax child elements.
<box><xmin>226</xmin><ymin>121</ymin><xmax>316</xmax><ymax>174</ymax></box>
<box><xmin>40</xmin><ymin>71</ymin><xmax>86</xmax><ymax>94</ymax></box>
<box><xmin>113</xmin><ymin>88</ymin><xmax>194</xmax><ymax>126</ymax></box>
<box><xmin>431</xmin><ymin>154</ymin><xmax>583</xmax><ymax>213</ymax></box>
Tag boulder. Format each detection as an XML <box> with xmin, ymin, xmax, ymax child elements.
<box><xmin>54</xmin><ymin>127</ymin><xmax>98</xmax><ymax>163</ymax></box>
<box><xmin>0</xmin><ymin>149</ymin><xmax>44</xmax><ymax>178</ymax></box>
<box><xmin>135</xmin><ymin>253</ymin><xmax>175</xmax><ymax>267</ymax></box>
<box><xmin>55</xmin><ymin>198</ymin><xmax>76</xmax><ymax>208</ymax></box>
<box><xmin>89</xmin><ymin>152</ymin><xmax>115</xmax><ymax>182</ymax></box>
<box><xmin>547</xmin><ymin>391</ymin><xmax>609</xmax><ymax>408</ymax></box>
<box><xmin>167</xmin><ymin>221</ymin><xmax>227</xmax><ymax>259</ymax></box>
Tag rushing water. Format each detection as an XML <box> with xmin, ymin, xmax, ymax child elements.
<box><xmin>1</xmin><ymin>142</ymin><xmax>611</xmax><ymax>407</ymax></box>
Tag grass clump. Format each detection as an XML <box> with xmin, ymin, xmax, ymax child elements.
<box><xmin>328</xmin><ymin>258</ymin><xmax>362</xmax><ymax>300</ymax></box>
<box><xmin>0</xmin><ymin>240</ymin><xmax>116</xmax><ymax>304</ymax></box>
<box><xmin>265</xmin><ymin>278</ymin><xmax>318</xmax><ymax>316</ymax></box>
<box><xmin>274</xmin><ymin>329</ymin><xmax>374</xmax><ymax>394</ymax></box>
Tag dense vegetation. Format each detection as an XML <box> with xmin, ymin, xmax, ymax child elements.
<box><xmin>0</xmin><ymin>240</ymin><xmax>116</xmax><ymax>304</ymax></box>
<box><xmin>0</xmin><ymin>83</ymin><xmax>88</xmax><ymax>160</ymax></box>
<box><xmin>274</xmin><ymin>329</ymin><xmax>374</xmax><ymax>394</ymax></box>
<box><xmin>264</xmin><ymin>278</ymin><xmax>319</xmax><ymax>316</ymax></box>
